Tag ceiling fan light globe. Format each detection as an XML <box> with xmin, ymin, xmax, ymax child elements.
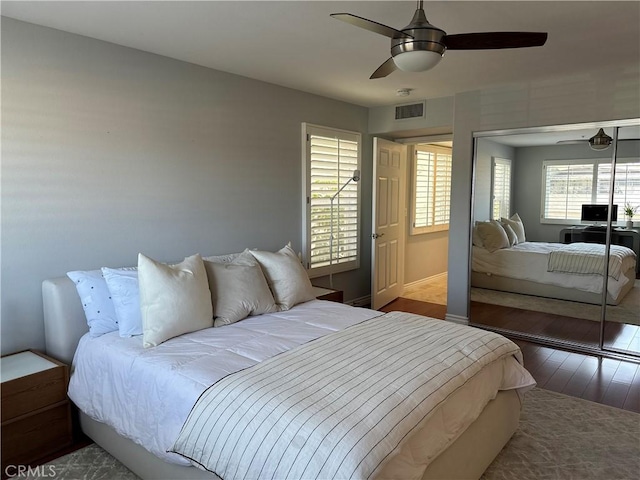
<box><xmin>393</xmin><ymin>50</ymin><xmax>442</xmax><ymax>72</ymax></box>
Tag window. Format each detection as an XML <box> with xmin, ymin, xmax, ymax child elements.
<box><xmin>542</xmin><ymin>159</ymin><xmax>640</xmax><ymax>223</ymax></box>
<box><xmin>492</xmin><ymin>158</ymin><xmax>512</xmax><ymax>220</ymax></box>
<box><xmin>410</xmin><ymin>144</ymin><xmax>452</xmax><ymax>235</ymax></box>
<box><xmin>302</xmin><ymin>124</ymin><xmax>361</xmax><ymax>277</ymax></box>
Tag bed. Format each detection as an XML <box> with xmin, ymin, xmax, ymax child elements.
<box><xmin>472</xmin><ymin>241</ymin><xmax>637</xmax><ymax>305</ymax></box>
<box><xmin>42</xmin><ymin>249</ymin><xmax>535</xmax><ymax>480</ymax></box>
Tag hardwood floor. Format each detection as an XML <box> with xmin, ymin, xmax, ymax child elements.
<box><xmin>380</xmin><ymin>297</ymin><xmax>640</xmax><ymax>413</ymax></box>
<box><xmin>469</xmin><ymin>300</ymin><xmax>640</xmax><ymax>352</ymax></box>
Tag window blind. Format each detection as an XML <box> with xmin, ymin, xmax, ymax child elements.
<box><xmin>542</xmin><ymin>159</ymin><xmax>640</xmax><ymax>222</ymax></box>
<box><xmin>596</xmin><ymin>162</ymin><xmax>640</xmax><ymax>212</ymax></box>
<box><xmin>543</xmin><ymin>162</ymin><xmax>594</xmax><ymax>220</ymax></box>
<box><xmin>492</xmin><ymin>158</ymin><xmax>511</xmax><ymax>220</ymax></box>
<box><xmin>304</xmin><ymin>125</ymin><xmax>361</xmax><ymax>275</ymax></box>
<box><xmin>412</xmin><ymin>145</ymin><xmax>451</xmax><ymax>234</ymax></box>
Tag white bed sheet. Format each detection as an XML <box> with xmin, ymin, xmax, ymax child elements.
<box><xmin>472</xmin><ymin>242</ymin><xmax>632</xmax><ymax>298</ymax></box>
<box><xmin>68</xmin><ymin>300</ymin><xmax>534</xmax><ymax>472</ymax></box>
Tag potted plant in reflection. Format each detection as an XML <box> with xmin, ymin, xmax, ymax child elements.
<box><xmin>624</xmin><ymin>202</ymin><xmax>637</xmax><ymax>229</ymax></box>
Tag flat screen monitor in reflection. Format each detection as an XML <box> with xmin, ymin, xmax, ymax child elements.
<box><xmin>581</xmin><ymin>204</ymin><xmax>618</xmax><ymax>229</ymax></box>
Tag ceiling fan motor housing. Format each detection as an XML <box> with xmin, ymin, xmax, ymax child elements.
<box><xmin>390</xmin><ymin>8</ymin><xmax>447</xmax><ymax>58</ymax></box>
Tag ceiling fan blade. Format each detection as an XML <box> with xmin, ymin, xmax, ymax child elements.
<box><xmin>370</xmin><ymin>58</ymin><xmax>397</xmax><ymax>79</ymax></box>
<box><xmin>443</xmin><ymin>32</ymin><xmax>548</xmax><ymax>50</ymax></box>
<box><xmin>557</xmin><ymin>138</ymin><xmax>635</xmax><ymax>145</ymax></box>
<box><xmin>330</xmin><ymin>13</ymin><xmax>413</xmax><ymax>39</ymax></box>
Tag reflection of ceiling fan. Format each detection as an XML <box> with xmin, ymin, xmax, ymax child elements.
<box><xmin>557</xmin><ymin>128</ymin><xmax>637</xmax><ymax>151</ymax></box>
<box><xmin>330</xmin><ymin>0</ymin><xmax>548</xmax><ymax>79</ymax></box>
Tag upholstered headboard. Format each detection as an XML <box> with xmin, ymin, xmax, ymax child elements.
<box><xmin>42</xmin><ymin>276</ymin><xmax>89</xmax><ymax>365</ymax></box>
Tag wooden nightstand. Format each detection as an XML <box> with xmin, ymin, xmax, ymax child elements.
<box><xmin>1</xmin><ymin>350</ymin><xmax>73</xmax><ymax>470</ymax></box>
<box><xmin>312</xmin><ymin>286</ymin><xmax>344</xmax><ymax>303</ymax></box>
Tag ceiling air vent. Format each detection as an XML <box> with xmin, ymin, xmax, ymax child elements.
<box><xmin>395</xmin><ymin>101</ymin><xmax>425</xmax><ymax>120</ymax></box>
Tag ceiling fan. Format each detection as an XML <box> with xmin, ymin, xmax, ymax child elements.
<box><xmin>331</xmin><ymin>1</ymin><xmax>548</xmax><ymax>79</ymax></box>
<box><xmin>557</xmin><ymin>128</ymin><xmax>637</xmax><ymax>151</ymax></box>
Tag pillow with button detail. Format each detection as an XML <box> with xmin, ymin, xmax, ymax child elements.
<box><xmin>204</xmin><ymin>250</ymin><xmax>278</xmax><ymax>327</ymax></box>
<box><xmin>67</xmin><ymin>269</ymin><xmax>119</xmax><ymax>337</ymax></box>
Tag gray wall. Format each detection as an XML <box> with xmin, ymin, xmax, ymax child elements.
<box><xmin>1</xmin><ymin>18</ymin><xmax>371</xmax><ymax>355</ymax></box>
<box><xmin>473</xmin><ymin>139</ymin><xmax>515</xmax><ymax>222</ymax></box>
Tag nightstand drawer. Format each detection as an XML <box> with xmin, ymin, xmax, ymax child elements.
<box><xmin>2</xmin><ymin>403</ymin><xmax>73</xmax><ymax>467</ymax></box>
<box><xmin>1</xmin><ymin>367</ymin><xmax>67</xmax><ymax>422</ymax></box>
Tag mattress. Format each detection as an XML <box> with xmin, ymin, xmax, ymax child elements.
<box><xmin>68</xmin><ymin>300</ymin><xmax>534</xmax><ymax>475</ymax></box>
<box><xmin>472</xmin><ymin>242</ymin><xmax>634</xmax><ymax>298</ymax></box>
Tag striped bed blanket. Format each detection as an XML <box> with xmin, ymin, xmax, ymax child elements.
<box><xmin>547</xmin><ymin>242</ymin><xmax>636</xmax><ymax>280</ymax></box>
<box><xmin>171</xmin><ymin>312</ymin><xmax>524</xmax><ymax>480</ymax></box>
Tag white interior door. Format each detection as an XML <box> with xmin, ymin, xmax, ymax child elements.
<box><xmin>371</xmin><ymin>138</ymin><xmax>407</xmax><ymax>310</ymax></box>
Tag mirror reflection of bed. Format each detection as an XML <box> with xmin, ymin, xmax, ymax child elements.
<box><xmin>470</xmin><ymin>121</ymin><xmax>640</xmax><ymax>355</ymax></box>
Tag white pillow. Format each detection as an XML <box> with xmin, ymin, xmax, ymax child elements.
<box><xmin>472</xmin><ymin>223</ymin><xmax>484</xmax><ymax>248</ymax></box>
<box><xmin>102</xmin><ymin>268</ymin><xmax>142</xmax><ymax>337</ymax></box>
<box><xmin>500</xmin><ymin>222</ymin><xmax>519</xmax><ymax>247</ymax></box>
<box><xmin>476</xmin><ymin>220</ymin><xmax>510</xmax><ymax>252</ymax></box>
<box><xmin>138</xmin><ymin>253</ymin><xmax>213</xmax><ymax>348</ymax></box>
<box><xmin>67</xmin><ymin>269</ymin><xmax>119</xmax><ymax>337</ymax></box>
<box><xmin>202</xmin><ymin>252</ymin><xmax>241</xmax><ymax>264</ymax></box>
<box><xmin>204</xmin><ymin>251</ymin><xmax>278</xmax><ymax>327</ymax></box>
<box><xmin>501</xmin><ymin>213</ymin><xmax>526</xmax><ymax>243</ymax></box>
<box><xmin>249</xmin><ymin>244</ymin><xmax>315</xmax><ymax>311</ymax></box>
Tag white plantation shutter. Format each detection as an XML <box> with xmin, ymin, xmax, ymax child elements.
<box><xmin>596</xmin><ymin>162</ymin><xmax>640</xmax><ymax>215</ymax></box>
<box><xmin>303</xmin><ymin>124</ymin><xmax>361</xmax><ymax>276</ymax></box>
<box><xmin>542</xmin><ymin>159</ymin><xmax>640</xmax><ymax>223</ymax></box>
<box><xmin>543</xmin><ymin>162</ymin><xmax>594</xmax><ymax>221</ymax></box>
<box><xmin>411</xmin><ymin>145</ymin><xmax>451</xmax><ymax>234</ymax></box>
<box><xmin>492</xmin><ymin>158</ymin><xmax>511</xmax><ymax>220</ymax></box>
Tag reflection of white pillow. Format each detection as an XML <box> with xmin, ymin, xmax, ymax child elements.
<box><xmin>476</xmin><ymin>220</ymin><xmax>509</xmax><ymax>252</ymax></box>
<box><xmin>501</xmin><ymin>213</ymin><xmax>526</xmax><ymax>243</ymax></box>
<box><xmin>102</xmin><ymin>268</ymin><xmax>142</xmax><ymax>337</ymax></box>
<box><xmin>501</xmin><ymin>223</ymin><xmax>519</xmax><ymax>246</ymax></box>
<box><xmin>67</xmin><ymin>270</ymin><xmax>119</xmax><ymax>337</ymax></box>
<box><xmin>472</xmin><ymin>223</ymin><xmax>484</xmax><ymax>247</ymax></box>
<box><xmin>204</xmin><ymin>251</ymin><xmax>278</xmax><ymax>327</ymax></box>
<box><xmin>249</xmin><ymin>244</ymin><xmax>315</xmax><ymax>311</ymax></box>
<box><xmin>138</xmin><ymin>253</ymin><xmax>213</xmax><ymax>348</ymax></box>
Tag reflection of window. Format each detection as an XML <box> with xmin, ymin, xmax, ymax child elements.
<box><xmin>542</xmin><ymin>159</ymin><xmax>640</xmax><ymax>223</ymax></box>
<box><xmin>302</xmin><ymin>123</ymin><xmax>361</xmax><ymax>277</ymax></box>
<box><xmin>411</xmin><ymin>144</ymin><xmax>452</xmax><ymax>235</ymax></box>
<box><xmin>597</xmin><ymin>163</ymin><xmax>640</xmax><ymax>211</ymax></box>
<box><xmin>492</xmin><ymin>158</ymin><xmax>512</xmax><ymax>220</ymax></box>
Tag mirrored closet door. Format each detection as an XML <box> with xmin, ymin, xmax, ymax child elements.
<box><xmin>602</xmin><ymin>124</ymin><xmax>640</xmax><ymax>356</ymax></box>
<box><xmin>469</xmin><ymin>119</ymin><xmax>640</xmax><ymax>358</ymax></box>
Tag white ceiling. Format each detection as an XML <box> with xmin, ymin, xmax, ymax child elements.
<box><xmin>2</xmin><ymin>1</ymin><xmax>639</xmax><ymax>109</ymax></box>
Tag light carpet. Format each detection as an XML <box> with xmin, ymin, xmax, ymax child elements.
<box><xmin>28</xmin><ymin>388</ymin><xmax>640</xmax><ymax>480</ymax></box>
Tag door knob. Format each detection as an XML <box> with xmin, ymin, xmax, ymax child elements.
<box><xmin>372</xmin><ymin>233</ymin><xmax>385</xmax><ymax>239</ymax></box>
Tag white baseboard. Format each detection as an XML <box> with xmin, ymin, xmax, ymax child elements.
<box><xmin>445</xmin><ymin>313</ymin><xmax>469</xmax><ymax>325</ymax></box>
<box><xmin>404</xmin><ymin>272</ymin><xmax>447</xmax><ymax>289</ymax></box>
